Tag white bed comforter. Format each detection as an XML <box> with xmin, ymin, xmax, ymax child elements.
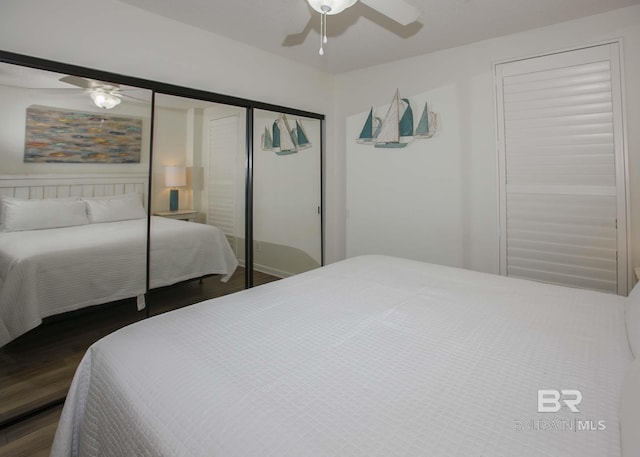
<box><xmin>0</xmin><ymin>217</ymin><xmax>237</xmax><ymax>347</ymax></box>
<box><xmin>51</xmin><ymin>255</ymin><xmax>632</xmax><ymax>457</ymax></box>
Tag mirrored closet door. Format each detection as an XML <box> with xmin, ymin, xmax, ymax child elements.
<box><xmin>147</xmin><ymin>94</ymin><xmax>247</xmax><ymax>313</ymax></box>
<box><xmin>252</xmin><ymin>109</ymin><xmax>322</xmax><ymax>283</ymax></box>
<box><xmin>0</xmin><ymin>51</ymin><xmax>325</xmax><ymax>430</ymax></box>
<box><xmin>0</xmin><ymin>61</ymin><xmax>153</xmax><ymax>424</ymax></box>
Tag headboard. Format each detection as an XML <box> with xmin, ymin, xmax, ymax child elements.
<box><xmin>0</xmin><ymin>173</ymin><xmax>149</xmax><ymax>207</ymax></box>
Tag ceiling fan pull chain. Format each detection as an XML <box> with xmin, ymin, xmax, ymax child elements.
<box><xmin>319</xmin><ymin>11</ymin><xmax>325</xmax><ymax>55</ymax></box>
<box><xmin>323</xmin><ymin>11</ymin><xmax>328</xmax><ymax>44</ymax></box>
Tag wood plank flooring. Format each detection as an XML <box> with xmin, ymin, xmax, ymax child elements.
<box><xmin>0</xmin><ymin>267</ymin><xmax>279</xmax><ymax>454</ymax></box>
<box><xmin>0</xmin><ymin>405</ymin><xmax>62</xmax><ymax>457</ymax></box>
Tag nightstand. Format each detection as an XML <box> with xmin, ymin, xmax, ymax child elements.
<box><xmin>153</xmin><ymin>210</ymin><xmax>198</xmax><ymax>222</ymax></box>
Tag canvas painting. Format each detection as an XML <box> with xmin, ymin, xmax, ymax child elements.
<box><xmin>24</xmin><ymin>105</ymin><xmax>143</xmax><ymax>163</ymax></box>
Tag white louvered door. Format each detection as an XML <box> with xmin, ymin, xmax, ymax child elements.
<box><xmin>496</xmin><ymin>43</ymin><xmax>628</xmax><ymax>294</ymax></box>
<box><xmin>207</xmin><ymin>116</ymin><xmax>239</xmax><ymax>254</ymax></box>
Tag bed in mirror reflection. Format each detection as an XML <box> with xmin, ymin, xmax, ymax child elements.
<box><xmin>0</xmin><ymin>174</ymin><xmax>239</xmax><ymax>347</ymax></box>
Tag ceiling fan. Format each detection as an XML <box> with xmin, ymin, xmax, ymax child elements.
<box><xmin>59</xmin><ymin>75</ymin><xmax>144</xmax><ymax>109</ymax></box>
<box><xmin>306</xmin><ymin>0</ymin><xmax>421</xmax><ymax>54</ymax></box>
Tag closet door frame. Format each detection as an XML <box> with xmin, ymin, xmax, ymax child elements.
<box><xmin>494</xmin><ymin>40</ymin><xmax>630</xmax><ymax>294</ymax></box>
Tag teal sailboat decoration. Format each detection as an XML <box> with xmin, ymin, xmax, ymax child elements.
<box><xmin>261</xmin><ymin>126</ymin><xmax>273</xmax><ymax>150</ymax></box>
<box><xmin>261</xmin><ymin>114</ymin><xmax>312</xmax><ymax>155</ymax></box>
<box><xmin>292</xmin><ymin>119</ymin><xmax>312</xmax><ymax>151</ymax></box>
<box><xmin>355</xmin><ymin>90</ymin><xmax>438</xmax><ymax>147</ymax></box>
<box><xmin>374</xmin><ymin>90</ymin><xmax>414</xmax><ymax>148</ymax></box>
<box><xmin>356</xmin><ymin>108</ymin><xmax>382</xmax><ymax>144</ymax></box>
<box><xmin>414</xmin><ymin>101</ymin><xmax>437</xmax><ymax>139</ymax></box>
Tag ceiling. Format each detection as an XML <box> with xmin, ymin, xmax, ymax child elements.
<box><xmin>118</xmin><ymin>0</ymin><xmax>639</xmax><ymax>74</ymax></box>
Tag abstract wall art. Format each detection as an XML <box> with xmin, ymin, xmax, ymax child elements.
<box><xmin>24</xmin><ymin>105</ymin><xmax>143</xmax><ymax>163</ymax></box>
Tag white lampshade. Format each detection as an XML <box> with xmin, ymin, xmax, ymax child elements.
<box><xmin>165</xmin><ymin>166</ymin><xmax>186</xmax><ymax>188</ymax></box>
<box><xmin>307</xmin><ymin>0</ymin><xmax>357</xmax><ymax>14</ymax></box>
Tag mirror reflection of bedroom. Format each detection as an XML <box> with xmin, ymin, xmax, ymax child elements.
<box><xmin>252</xmin><ymin>109</ymin><xmax>322</xmax><ymax>281</ymax></box>
<box><xmin>147</xmin><ymin>95</ymin><xmax>278</xmax><ymax>311</ymax></box>
<box><xmin>0</xmin><ymin>59</ymin><xmax>324</xmax><ymax>428</ymax></box>
<box><xmin>0</xmin><ymin>61</ymin><xmax>156</xmax><ymax>426</ymax></box>
<box><xmin>0</xmin><ymin>64</ymin><xmax>224</xmax><ymax>423</ymax></box>
<box><xmin>147</xmin><ymin>98</ymin><xmax>322</xmax><ymax>308</ymax></box>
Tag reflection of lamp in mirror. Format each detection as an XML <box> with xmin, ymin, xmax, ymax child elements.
<box><xmin>165</xmin><ymin>166</ymin><xmax>186</xmax><ymax>212</ymax></box>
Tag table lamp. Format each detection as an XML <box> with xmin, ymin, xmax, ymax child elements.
<box><xmin>165</xmin><ymin>166</ymin><xmax>186</xmax><ymax>212</ymax></box>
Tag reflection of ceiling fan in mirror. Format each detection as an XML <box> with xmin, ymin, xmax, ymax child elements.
<box><xmin>59</xmin><ymin>75</ymin><xmax>143</xmax><ymax>109</ymax></box>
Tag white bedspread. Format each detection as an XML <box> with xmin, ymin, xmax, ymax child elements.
<box><xmin>51</xmin><ymin>255</ymin><xmax>632</xmax><ymax>457</ymax></box>
<box><xmin>0</xmin><ymin>217</ymin><xmax>237</xmax><ymax>347</ymax></box>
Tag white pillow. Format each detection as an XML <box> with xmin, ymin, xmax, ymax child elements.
<box><xmin>84</xmin><ymin>193</ymin><xmax>146</xmax><ymax>223</ymax></box>
<box><xmin>626</xmin><ymin>282</ymin><xmax>640</xmax><ymax>359</ymax></box>
<box><xmin>0</xmin><ymin>196</ymin><xmax>89</xmax><ymax>232</ymax></box>
<box><xmin>620</xmin><ymin>359</ymin><xmax>640</xmax><ymax>457</ymax></box>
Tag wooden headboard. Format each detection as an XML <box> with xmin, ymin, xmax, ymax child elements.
<box><xmin>0</xmin><ymin>173</ymin><xmax>149</xmax><ymax>205</ymax></box>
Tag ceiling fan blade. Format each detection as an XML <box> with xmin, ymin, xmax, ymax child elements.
<box><xmin>282</xmin><ymin>16</ymin><xmax>314</xmax><ymax>47</ymax></box>
<box><xmin>32</xmin><ymin>87</ymin><xmax>84</xmax><ymax>93</ymax></box>
<box><xmin>59</xmin><ymin>75</ymin><xmax>92</xmax><ymax>89</ymax></box>
<box><xmin>59</xmin><ymin>75</ymin><xmax>120</xmax><ymax>90</ymax></box>
<box><xmin>359</xmin><ymin>0</ymin><xmax>421</xmax><ymax>25</ymax></box>
<box><xmin>281</xmin><ymin>0</ymin><xmax>312</xmax><ymax>36</ymax></box>
<box><xmin>122</xmin><ymin>93</ymin><xmax>150</xmax><ymax>103</ymax></box>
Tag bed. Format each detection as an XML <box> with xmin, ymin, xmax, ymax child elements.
<box><xmin>50</xmin><ymin>255</ymin><xmax>639</xmax><ymax>457</ymax></box>
<box><xmin>0</xmin><ymin>185</ymin><xmax>238</xmax><ymax>347</ymax></box>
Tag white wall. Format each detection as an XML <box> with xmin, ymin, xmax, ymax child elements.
<box><xmin>346</xmin><ymin>89</ymin><xmax>466</xmax><ymax>267</ymax></box>
<box><xmin>336</xmin><ymin>5</ymin><xmax>640</xmax><ymax>276</ymax></box>
<box><xmin>151</xmin><ymin>107</ymin><xmax>189</xmax><ymax>212</ymax></box>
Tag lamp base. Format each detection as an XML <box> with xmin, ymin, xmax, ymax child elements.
<box><xmin>169</xmin><ymin>189</ymin><xmax>179</xmax><ymax>211</ymax></box>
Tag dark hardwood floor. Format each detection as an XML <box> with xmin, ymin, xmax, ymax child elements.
<box><xmin>0</xmin><ymin>267</ymin><xmax>279</xmax><ymax>455</ymax></box>
<box><xmin>0</xmin><ymin>405</ymin><xmax>62</xmax><ymax>457</ymax></box>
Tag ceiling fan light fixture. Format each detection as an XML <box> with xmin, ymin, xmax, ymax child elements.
<box><xmin>307</xmin><ymin>0</ymin><xmax>357</xmax><ymax>15</ymax></box>
<box><xmin>90</xmin><ymin>88</ymin><xmax>121</xmax><ymax>109</ymax></box>
<box><xmin>308</xmin><ymin>0</ymin><xmax>357</xmax><ymax>55</ymax></box>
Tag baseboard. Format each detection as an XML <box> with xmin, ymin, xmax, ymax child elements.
<box><xmin>236</xmin><ymin>259</ymin><xmax>291</xmax><ymax>279</ymax></box>
<box><xmin>253</xmin><ymin>263</ymin><xmax>292</xmax><ymax>279</ymax></box>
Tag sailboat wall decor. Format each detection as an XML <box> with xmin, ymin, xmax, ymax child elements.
<box><xmin>356</xmin><ymin>90</ymin><xmax>438</xmax><ymax>147</ymax></box>
<box><xmin>415</xmin><ymin>101</ymin><xmax>438</xmax><ymax>139</ymax></box>
<box><xmin>355</xmin><ymin>109</ymin><xmax>382</xmax><ymax>145</ymax></box>
<box><xmin>261</xmin><ymin>114</ymin><xmax>312</xmax><ymax>155</ymax></box>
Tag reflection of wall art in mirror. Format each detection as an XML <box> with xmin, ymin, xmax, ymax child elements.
<box><xmin>24</xmin><ymin>105</ymin><xmax>143</xmax><ymax>163</ymax></box>
<box><xmin>261</xmin><ymin>113</ymin><xmax>311</xmax><ymax>156</ymax></box>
